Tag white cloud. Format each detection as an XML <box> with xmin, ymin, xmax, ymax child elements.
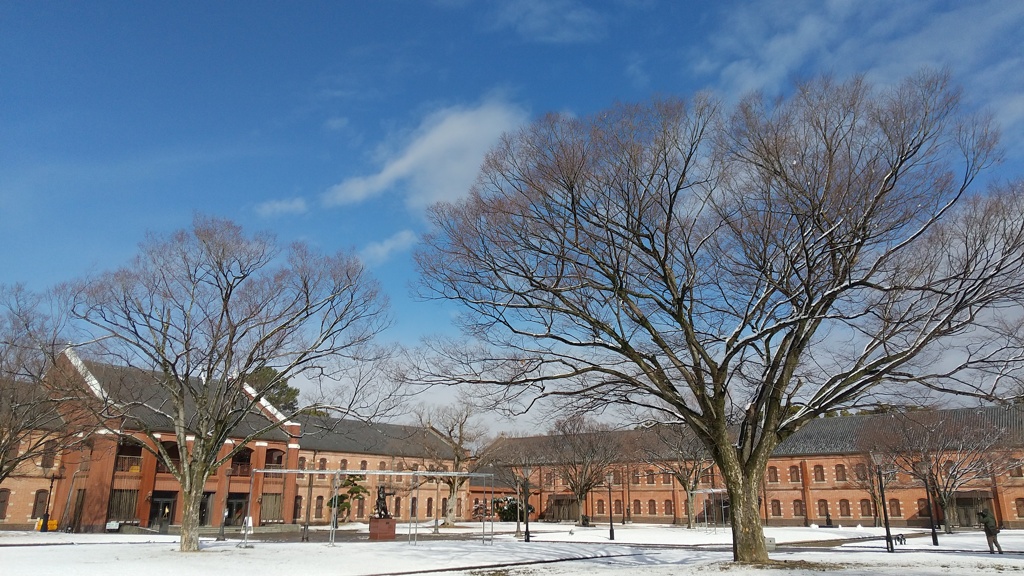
<box><xmin>324</xmin><ymin>116</ymin><xmax>349</xmax><ymax>131</ymax></box>
<box><xmin>359</xmin><ymin>229</ymin><xmax>418</xmax><ymax>266</ymax></box>
<box><xmin>491</xmin><ymin>0</ymin><xmax>606</xmax><ymax>43</ymax></box>
<box><xmin>691</xmin><ymin>0</ymin><xmax>1024</xmax><ymax>160</ymax></box>
<box><xmin>323</xmin><ymin>98</ymin><xmax>529</xmax><ymax>210</ymax></box>
<box><xmin>255</xmin><ymin>197</ymin><xmax>308</xmax><ymax>218</ymax></box>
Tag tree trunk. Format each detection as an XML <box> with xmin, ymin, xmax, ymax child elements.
<box><xmin>179</xmin><ymin>482</ymin><xmax>206</xmax><ymax>552</ymax></box>
<box><xmin>686</xmin><ymin>490</ymin><xmax>695</xmax><ymax>529</ymax></box>
<box><xmin>939</xmin><ymin>498</ymin><xmax>956</xmax><ymax>534</ymax></box>
<box><xmin>726</xmin><ymin>475</ymin><xmax>769</xmax><ymax>563</ymax></box>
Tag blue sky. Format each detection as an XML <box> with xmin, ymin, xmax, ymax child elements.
<box><xmin>3</xmin><ymin>0</ymin><xmax>1024</xmax><ymax>347</ymax></box>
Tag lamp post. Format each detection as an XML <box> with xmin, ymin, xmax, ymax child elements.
<box><xmin>522</xmin><ymin>466</ymin><xmax>531</xmax><ymax>543</ymax></box>
<box><xmin>605</xmin><ymin>472</ymin><xmax>615</xmax><ymax>541</ymax></box>
<box><xmin>217</xmin><ymin>466</ymin><xmax>233</xmax><ymax>541</ymax></box>
<box><xmin>872</xmin><ymin>455</ymin><xmax>894</xmax><ymax>553</ymax></box>
<box><xmin>40</xmin><ymin>465</ymin><xmax>66</xmax><ymax>532</ymax></box>
<box><xmin>923</xmin><ymin>468</ymin><xmax>939</xmax><ymax>546</ymax></box>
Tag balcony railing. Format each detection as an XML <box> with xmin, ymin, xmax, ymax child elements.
<box><xmin>264</xmin><ymin>463</ymin><xmax>283</xmax><ymax>479</ymax></box>
<box><xmin>114</xmin><ymin>455</ymin><xmax>143</xmax><ymax>473</ymax></box>
<box><xmin>156</xmin><ymin>459</ymin><xmax>181</xmax><ymax>474</ymax></box>
<box><xmin>230</xmin><ymin>463</ymin><xmax>252</xmax><ymax>477</ymax></box>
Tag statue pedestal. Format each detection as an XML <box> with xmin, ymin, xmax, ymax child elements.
<box><xmin>369</xmin><ymin>517</ymin><xmax>396</xmax><ymax>540</ymax></box>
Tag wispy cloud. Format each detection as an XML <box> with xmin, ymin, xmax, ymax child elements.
<box><xmin>255</xmin><ymin>197</ymin><xmax>308</xmax><ymax>218</ymax></box>
<box><xmin>692</xmin><ymin>0</ymin><xmax>1024</xmax><ymax>157</ymax></box>
<box><xmin>490</xmin><ymin>0</ymin><xmax>606</xmax><ymax>43</ymax></box>
<box><xmin>323</xmin><ymin>97</ymin><xmax>528</xmax><ymax>211</ymax></box>
<box><xmin>359</xmin><ymin>229</ymin><xmax>418</xmax><ymax>266</ymax></box>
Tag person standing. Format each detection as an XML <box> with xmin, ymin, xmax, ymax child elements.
<box><xmin>978</xmin><ymin>509</ymin><xmax>1004</xmax><ymax>554</ymax></box>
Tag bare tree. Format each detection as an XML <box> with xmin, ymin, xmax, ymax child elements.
<box><xmin>0</xmin><ymin>285</ymin><xmax>88</xmax><ymax>486</ymax></box>
<box><xmin>544</xmin><ymin>415</ymin><xmax>620</xmax><ymax>525</ymax></box>
<box><xmin>632</xmin><ymin>423</ymin><xmax>714</xmax><ymax>528</ymax></box>
<box><xmin>870</xmin><ymin>409</ymin><xmax>1013</xmax><ymax>533</ymax></box>
<box><xmin>481</xmin><ymin>432</ymin><xmax>543</xmax><ymax>536</ymax></box>
<box><xmin>69</xmin><ymin>216</ymin><xmax>391</xmax><ymax>552</ymax></box>
<box><xmin>414</xmin><ymin>71</ymin><xmax>1024</xmax><ymax>562</ymax></box>
<box><xmin>415</xmin><ymin>398</ymin><xmax>489</xmax><ymax>526</ymax></box>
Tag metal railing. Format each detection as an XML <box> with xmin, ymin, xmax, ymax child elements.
<box><xmin>114</xmin><ymin>455</ymin><xmax>143</xmax><ymax>473</ymax></box>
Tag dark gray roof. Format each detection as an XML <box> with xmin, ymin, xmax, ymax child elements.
<box><xmin>294</xmin><ymin>413</ymin><xmax>455</xmax><ymax>459</ymax></box>
<box><xmin>773</xmin><ymin>405</ymin><xmax>1024</xmax><ymax>456</ymax></box>
<box><xmin>81</xmin><ymin>359</ymin><xmax>289</xmax><ymax>441</ymax></box>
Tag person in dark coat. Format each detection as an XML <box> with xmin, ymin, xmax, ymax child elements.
<box><xmin>978</xmin><ymin>509</ymin><xmax>1003</xmax><ymax>554</ymax></box>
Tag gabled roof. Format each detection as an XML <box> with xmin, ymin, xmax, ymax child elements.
<box><xmin>66</xmin><ymin>351</ymin><xmax>289</xmax><ymax>441</ymax></box>
<box><xmin>294</xmin><ymin>413</ymin><xmax>455</xmax><ymax>460</ymax></box>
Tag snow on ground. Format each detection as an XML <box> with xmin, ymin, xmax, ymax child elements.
<box><xmin>2</xmin><ymin>522</ymin><xmax>1022</xmax><ymax>576</ymax></box>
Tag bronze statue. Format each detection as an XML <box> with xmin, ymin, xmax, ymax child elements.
<box><xmin>374</xmin><ymin>485</ymin><xmax>392</xmax><ymax>519</ymax></box>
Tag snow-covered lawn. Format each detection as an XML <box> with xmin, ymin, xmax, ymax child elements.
<box><xmin>2</xmin><ymin>522</ymin><xmax>1021</xmax><ymax>576</ymax></box>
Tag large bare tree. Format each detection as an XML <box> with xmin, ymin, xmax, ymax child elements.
<box><xmin>0</xmin><ymin>285</ymin><xmax>85</xmax><ymax>486</ymax></box>
<box><xmin>868</xmin><ymin>408</ymin><xmax>1015</xmax><ymax>533</ymax></box>
<box><xmin>544</xmin><ymin>415</ymin><xmax>621</xmax><ymax>526</ymax></box>
<box><xmin>70</xmin><ymin>216</ymin><xmax>391</xmax><ymax>552</ymax></box>
<box><xmin>414</xmin><ymin>71</ymin><xmax>1024</xmax><ymax>562</ymax></box>
<box><xmin>415</xmin><ymin>398</ymin><xmax>488</xmax><ymax>526</ymax></box>
<box><xmin>632</xmin><ymin>423</ymin><xmax>714</xmax><ymax>528</ymax></box>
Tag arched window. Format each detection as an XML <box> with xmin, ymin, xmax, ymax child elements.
<box><xmin>613</xmin><ymin>470</ymin><xmax>622</xmax><ymax>484</ymax></box>
<box><xmin>597</xmin><ymin>499</ymin><xmax>605</xmax><ymax>514</ymax></box>
<box><xmin>427</xmin><ymin>497</ymin><xmax>434</xmax><ymax>517</ymax></box>
<box><xmin>839</xmin><ymin>499</ymin><xmax>851</xmax><ymax>517</ymax></box>
<box><xmin>770</xmin><ymin>500</ymin><xmax>782</xmax><ymax>517</ymax></box>
<box><xmin>767</xmin><ymin>466</ymin><xmax>779</xmax><ymax>483</ymax></box>
<box><xmin>889</xmin><ymin>499</ymin><xmax>901</xmax><ymax>517</ymax></box>
<box><xmin>457</xmin><ymin>498</ymin><xmax>462</xmax><ymax>516</ymax></box>
<box><xmin>813</xmin><ymin>465</ymin><xmax>825</xmax><ymax>482</ymax></box>
<box><xmin>835</xmin><ymin>464</ymin><xmax>847</xmax><ymax>482</ymax></box>
<box><xmin>1011</xmin><ymin>463</ymin><xmax>1024</xmax><ymax>478</ymax></box>
<box><xmin>664</xmin><ymin>499</ymin><xmax>674</xmax><ymax>516</ymax></box>
<box><xmin>633</xmin><ymin>499</ymin><xmax>641</xmax><ymax>514</ymax></box>
<box><xmin>442</xmin><ymin>498</ymin><xmax>448</xmax><ymax>516</ymax></box>
<box><xmin>631</xmin><ymin>470</ymin><xmax>641</xmax><ymax>485</ymax></box>
<box><xmin>360</xmin><ymin>460</ymin><xmax>368</xmax><ymax>471</ymax></box>
<box><xmin>0</xmin><ymin>488</ymin><xmax>10</xmax><ymax>520</ymax></box>
<box><xmin>1016</xmin><ymin>498</ymin><xmax>1024</xmax><ymax>518</ymax></box>
<box><xmin>394</xmin><ymin>496</ymin><xmax>402</xmax><ymax>518</ymax></box>
<box><xmin>31</xmin><ymin>489</ymin><xmax>48</xmax><ymax>518</ymax></box>
<box><xmin>793</xmin><ymin>499</ymin><xmax>805</xmax><ymax>517</ymax></box>
<box><xmin>662</xmin><ymin>472</ymin><xmax>672</xmax><ymax>484</ymax></box>
<box><xmin>315</xmin><ymin>496</ymin><xmax>323</xmax><ymax>519</ymax></box>
<box><xmin>41</xmin><ymin>440</ymin><xmax>57</xmax><ymax>469</ymax></box>
<box><xmin>647</xmin><ymin>499</ymin><xmax>656</xmax><ymax>514</ymax></box>
<box><xmin>855</xmin><ymin>463</ymin><xmax>868</xmax><ymax>481</ymax></box>
<box><xmin>646</xmin><ymin>470</ymin><xmax>655</xmax><ymax>485</ymax></box>
<box><xmin>379</xmin><ymin>461</ymin><xmax>387</xmax><ymax>471</ymax></box>
<box><xmin>318</xmin><ymin>458</ymin><xmax>327</xmax><ymax>479</ymax></box>
<box><xmin>411</xmin><ymin>497</ymin><xmax>418</xmax><ymax>517</ymax></box>
<box><xmin>860</xmin><ymin>499</ymin><xmax>873</xmax><ymax>517</ymax></box>
<box><xmin>817</xmin><ymin>499</ymin><xmax>828</xmax><ymax>516</ymax></box>
<box><xmin>614</xmin><ymin>499</ymin><xmax>623</xmax><ymax>514</ymax></box>
<box><xmin>917</xmin><ymin>499</ymin><xmax>930</xmax><ymax>517</ymax></box>
<box><xmin>396</xmin><ymin>461</ymin><xmax>405</xmax><ymax>483</ymax></box>
<box><xmin>356</xmin><ymin>497</ymin><xmax>365</xmax><ymax>518</ymax></box>
<box><xmin>297</xmin><ymin>456</ymin><xmax>306</xmax><ymax>478</ymax></box>
<box><xmin>789</xmin><ymin>466</ymin><xmax>801</xmax><ymax>483</ymax></box>
<box><xmin>158</xmin><ymin>441</ymin><xmax>182</xmax><ymax>473</ymax></box>
<box><xmin>265</xmin><ymin>449</ymin><xmax>285</xmax><ymax>478</ymax></box>
<box><xmin>293</xmin><ymin>496</ymin><xmax>302</xmax><ymax>519</ymax></box>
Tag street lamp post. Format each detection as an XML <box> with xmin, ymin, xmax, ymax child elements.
<box><xmin>606</xmin><ymin>472</ymin><xmax>615</xmax><ymax>541</ymax></box>
<box><xmin>40</xmin><ymin>465</ymin><xmax>66</xmax><ymax>533</ymax></box>
<box><xmin>923</xmin><ymin>469</ymin><xmax>939</xmax><ymax>546</ymax></box>
<box><xmin>522</xmin><ymin>466</ymin><xmax>531</xmax><ymax>543</ymax></box>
